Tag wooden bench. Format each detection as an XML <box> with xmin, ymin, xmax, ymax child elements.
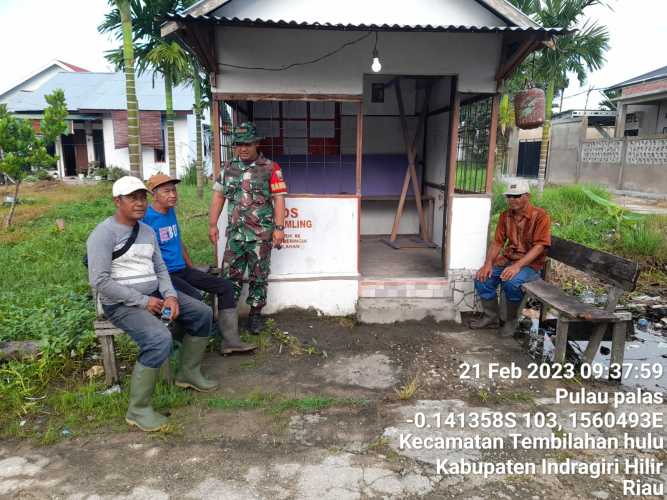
<box><xmin>94</xmin><ymin>266</ymin><xmax>221</xmax><ymax>386</ymax></box>
<box><xmin>519</xmin><ymin>236</ymin><xmax>640</xmax><ymax>378</ymax></box>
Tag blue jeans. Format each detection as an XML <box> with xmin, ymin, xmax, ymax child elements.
<box><xmin>103</xmin><ymin>291</ymin><xmax>213</xmax><ymax>368</ymax></box>
<box><xmin>474</xmin><ymin>265</ymin><xmax>540</xmax><ymax>304</ymax></box>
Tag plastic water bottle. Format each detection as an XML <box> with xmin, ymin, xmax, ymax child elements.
<box><xmin>530</xmin><ymin>318</ymin><xmax>539</xmax><ymax>337</ymax></box>
<box><xmin>161</xmin><ymin>307</ymin><xmax>172</xmax><ymax>324</ymax></box>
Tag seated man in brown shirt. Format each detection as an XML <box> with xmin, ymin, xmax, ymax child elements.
<box><xmin>471</xmin><ymin>179</ymin><xmax>551</xmax><ymax>337</ymax></box>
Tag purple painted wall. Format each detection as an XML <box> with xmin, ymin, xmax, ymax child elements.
<box><xmin>276</xmin><ymin>154</ymin><xmax>415</xmax><ymax>196</ymax></box>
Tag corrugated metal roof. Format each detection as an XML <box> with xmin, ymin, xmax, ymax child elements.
<box><xmin>166</xmin><ymin>12</ymin><xmax>563</xmax><ymax>33</ymax></box>
<box><xmin>6</xmin><ymin>71</ymin><xmax>194</xmax><ymax>113</ymax></box>
<box><xmin>608</xmin><ymin>65</ymin><xmax>667</xmax><ymax>90</ymax></box>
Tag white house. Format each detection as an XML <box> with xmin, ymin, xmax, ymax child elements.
<box><xmin>3</xmin><ymin>69</ymin><xmax>208</xmax><ymax>180</ymax></box>
<box><xmin>162</xmin><ymin>0</ymin><xmax>560</xmax><ymax>321</ymax></box>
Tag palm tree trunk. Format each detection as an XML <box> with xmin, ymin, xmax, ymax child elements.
<box><xmin>193</xmin><ymin>71</ymin><xmax>204</xmax><ymax>198</ymax></box>
<box><xmin>118</xmin><ymin>0</ymin><xmax>142</xmax><ymax>179</ymax></box>
<box><xmin>537</xmin><ymin>80</ymin><xmax>555</xmax><ymax>192</ymax></box>
<box><xmin>164</xmin><ymin>74</ymin><xmax>177</xmax><ymax>178</ymax></box>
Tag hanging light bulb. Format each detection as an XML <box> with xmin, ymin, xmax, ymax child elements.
<box><xmin>371</xmin><ymin>32</ymin><xmax>382</xmax><ymax>73</ymax></box>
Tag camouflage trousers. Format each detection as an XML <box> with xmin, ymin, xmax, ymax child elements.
<box><xmin>222</xmin><ymin>238</ymin><xmax>273</xmax><ymax>309</ymax></box>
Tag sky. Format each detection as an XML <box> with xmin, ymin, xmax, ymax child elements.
<box><xmin>0</xmin><ymin>0</ymin><xmax>664</xmax><ymax>110</ymax></box>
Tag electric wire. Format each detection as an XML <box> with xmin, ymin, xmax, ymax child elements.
<box><xmin>219</xmin><ymin>32</ymin><xmax>374</xmax><ymax>72</ymax></box>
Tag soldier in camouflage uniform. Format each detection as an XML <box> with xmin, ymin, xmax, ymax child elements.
<box><xmin>209</xmin><ymin>122</ymin><xmax>287</xmax><ymax>334</ymax></box>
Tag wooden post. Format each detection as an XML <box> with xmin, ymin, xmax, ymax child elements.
<box><xmin>211</xmin><ymin>97</ymin><xmax>222</xmax><ymax>180</ymax></box>
<box><xmin>388</xmin><ymin>79</ymin><xmax>430</xmax><ymax>243</ymax></box>
<box><xmin>485</xmin><ymin>94</ymin><xmax>500</xmax><ymax>194</ymax></box>
<box><xmin>553</xmin><ymin>316</ymin><xmax>569</xmax><ymax>365</ymax></box>
<box><xmin>581</xmin><ymin>286</ymin><xmax>623</xmax><ymax>364</ymax></box>
<box><xmin>609</xmin><ymin>321</ymin><xmax>626</xmax><ymax>383</ymax></box>
<box><xmin>355</xmin><ymin>101</ymin><xmax>363</xmax><ymax>196</ymax></box>
<box><xmin>443</xmin><ymin>91</ymin><xmax>461</xmax><ymax>273</ymax></box>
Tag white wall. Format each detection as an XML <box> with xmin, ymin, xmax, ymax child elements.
<box><xmin>103</xmin><ymin>114</ymin><xmax>194</xmax><ymax>179</ymax></box>
<box><xmin>215</xmin><ymin>28</ymin><xmax>501</xmax><ymax>95</ymax></box>
<box><xmin>360</xmin><ymin>200</ymin><xmax>420</xmax><ymax>235</ymax></box>
<box><xmin>448</xmin><ymin>195</ymin><xmax>491</xmax><ymax>270</ymax></box>
<box><xmin>216</xmin><ymin>195</ymin><xmax>359</xmax><ymax>314</ymax></box>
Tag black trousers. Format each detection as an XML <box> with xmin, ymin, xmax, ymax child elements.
<box><xmin>170</xmin><ymin>267</ymin><xmax>236</xmax><ymax>310</ymax></box>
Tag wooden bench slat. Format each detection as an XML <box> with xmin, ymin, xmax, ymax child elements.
<box><xmin>549</xmin><ymin>237</ymin><xmax>640</xmax><ymax>291</ymax></box>
<box><xmin>522</xmin><ymin>280</ymin><xmax>618</xmax><ymax>322</ymax></box>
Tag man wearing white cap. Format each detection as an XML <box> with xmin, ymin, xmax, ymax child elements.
<box><xmin>86</xmin><ymin>176</ymin><xmax>218</xmax><ymax>432</ymax></box>
<box><xmin>471</xmin><ymin>179</ymin><xmax>551</xmax><ymax>337</ymax></box>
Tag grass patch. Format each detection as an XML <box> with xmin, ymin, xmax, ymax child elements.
<box><xmin>0</xmin><ymin>182</ymin><xmax>212</xmax><ymax>437</ymax></box>
<box><xmin>207</xmin><ymin>391</ymin><xmax>367</xmax><ymax>415</ymax></box>
<box><xmin>1</xmin><ymin>377</ymin><xmax>194</xmax><ymax>444</ymax></box>
<box><xmin>394</xmin><ymin>375</ymin><xmax>419</xmax><ymax>400</ymax></box>
<box><xmin>491</xmin><ymin>182</ymin><xmax>667</xmax><ymax>264</ymax></box>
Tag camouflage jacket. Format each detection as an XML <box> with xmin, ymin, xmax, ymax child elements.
<box><xmin>214</xmin><ymin>155</ymin><xmax>276</xmax><ymax>241</ymax></box>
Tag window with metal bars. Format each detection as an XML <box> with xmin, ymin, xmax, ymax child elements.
<box><xmin>222</xmin><ymin>101</ymin><xmax>355</xmax><ymax>195</ymax></box>
<box><xmin>455</xmin><ymin>96</ymin><xmax>492</xmax><ymax>193</ymax></box>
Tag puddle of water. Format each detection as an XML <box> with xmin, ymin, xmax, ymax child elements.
<box><xmin>524</xmin><ymin>324</ymin><xmax>667</xmax><ymax>391</ymax></box>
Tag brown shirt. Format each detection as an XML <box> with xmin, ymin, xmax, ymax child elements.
<box><xmin>493</xmin><ymin>204</ymin><xmax>551</xmax><ymax>271</ymax></box>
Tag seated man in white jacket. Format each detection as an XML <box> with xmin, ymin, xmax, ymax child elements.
<box><xmin>87</xmin><ymin>176</ymin><xmax>218</xmax><ymax>432</ymax></box>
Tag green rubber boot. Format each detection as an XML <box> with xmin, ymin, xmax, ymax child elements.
<box><xmin>175</xmin><ymin>334</ymin><xmax>219</xmax><ymax>392</ymax></box>
<box><xmin>219</xmin><ymin>308</ymin><xmax>256</xmax><ymax>355</ymax></box>
<box><xmin>125</xmin><ymin>362</ymin><xmax>168</xmax><ymax>432</ymax></box>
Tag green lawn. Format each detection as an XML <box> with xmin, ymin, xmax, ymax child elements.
<box><xmin>0</xmin><ymin>181</ymin><xmax>213</xmax><ymax>438</ymax></box>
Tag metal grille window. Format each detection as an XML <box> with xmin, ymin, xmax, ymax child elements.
<box><xmin>455</xmin><ymin>96</ymin><xmax>492</xmax><ymax>193</ymax></box>
<box><xmin>222</xmin><ymin>100</ymin><xmax>354</xmax><ymax>195</ymax></box>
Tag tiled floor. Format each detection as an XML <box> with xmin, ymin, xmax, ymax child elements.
<box><xmin>359</xmin><ymin>235</ymin><xmax>443</xmax><ymax>278</ymax></box>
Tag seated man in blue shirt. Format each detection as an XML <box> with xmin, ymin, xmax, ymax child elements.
<box><xmin>142</xmin><ymin>173</ymin><xmax>255</xmax><ymax>355</ymax></box>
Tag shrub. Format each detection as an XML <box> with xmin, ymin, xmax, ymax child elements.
<box><xmin>181</xmin><ymin>161</ymin><xmax>198</xmax><ymax>186</ymax></box>
<box><xmin>35</xmin><ymin>169</ymin><xmax>52</xmax><ymax>181</ymax></box>
<box><xmin>107</xmin><ymin>166</ymin><xmax>126</xmax><ymax>182</ymax></box>
<box><xmin>94</xmin><ymin>167</ymin><xmax>109</xmax><ymax>179</ymax></box>
<box><xmin>620</xmin><ymin>221</ymin><xmax>665</xmax><ymax>259</ymax></box>
<box><xmin>23</xmin><ymin>175</ymin><xmax>38</xmax><ymax>182</ymax></box>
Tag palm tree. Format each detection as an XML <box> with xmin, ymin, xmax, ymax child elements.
<box><xmin>102</xmin><ymin>0</ymin><xmax>143</xmax><ymax>178</ymax></box>
<box><xmin>508</xmin><ymin>0</ymin><xmax>610</xmax><ymax>190</ymax></box>
<box><xmin>191</xmin><ymin>65</ymin><xmax>206</xmax><ymax>198</ymax></box>
<box><xmin>100</xmin><ymin>0</ymin><xmax>195</xmax><ymax>178</ymax></box>
<box><xmin>146</xmin><ymin>41</ymin><xmax>190</xmax><ymax>178</ymax></box>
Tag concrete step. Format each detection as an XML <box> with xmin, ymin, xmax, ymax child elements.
<box><xmin>359</xmin><ymin>277</ymin><xmax>449</xmax><ymax>299</ymax></box>
<box><xmin>357</xmin><ymin>297</ymin><xmax>459</xmax><ymax>324</ymax></box>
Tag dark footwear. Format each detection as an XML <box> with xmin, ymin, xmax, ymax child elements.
<box><xmin>247</xmin><ymin>313</ymin><xmax>265</xmax><ymax>335</ymax></box>
<box><xmin>175</xmin><ymin>335</ymin><xmax>219</xmax><ymax>392</ymax></box>
<box><xmin>125</xmin><ymin>362</ymin><xmax>168</xmax><ymax>432</ymax></box>
<box><xmin>499</xmin><ymin>301</ymin><xmax>521</xmax><ymax>338</ymax></box>
<box><xmin>469</xmin><ymin>299</ymin><xmax>501</xmax><ymax>329</ymax></box>
<box><xmin>218</xmin><ymin>308</ymin><xmax>257</xmax><ymax>355</ymax></box>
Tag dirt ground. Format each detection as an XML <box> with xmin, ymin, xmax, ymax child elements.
<box><xmin>1</xmin><ymin>311</ymin><xmax>665</xmax><ymax>499</ymax></box>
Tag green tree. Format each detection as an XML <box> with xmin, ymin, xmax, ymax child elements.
<box><xmin>0</xmin><ymin>90</ymin><xmax>68</xmax><ymax>227</ymax></box>
<box><xmin>507</xmin><ymin>0</ymin><xmax>610</xmax><ymax>190</ymax></box>
<box><xmin>99</xmin><ymin>0</ymin><xmax>195</xmax><ymax>179</ymax></box>
<box><xmin>146</xmin><ymin>41</ymin><xmax>190</xmax><ymax>178</ymax></box>
<box><xmin>598</xmin><ymin>88</ymin><xmax>619</xmax><ymax>111</ymax></box>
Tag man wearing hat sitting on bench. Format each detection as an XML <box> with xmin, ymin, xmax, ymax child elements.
<box><xmin>87</xmin><ymin>176</ymin><xmax>218</xmax><ymax>432</ymax></box>
<box><xmin>471</xmin><ymin>179</ymin><xmax>551</xmax><ymax>337</ymax></box>
<box><xmin>142</xmin><ymin>173</ymin><xmax>256</xmax><ymax>355</ymax></box>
